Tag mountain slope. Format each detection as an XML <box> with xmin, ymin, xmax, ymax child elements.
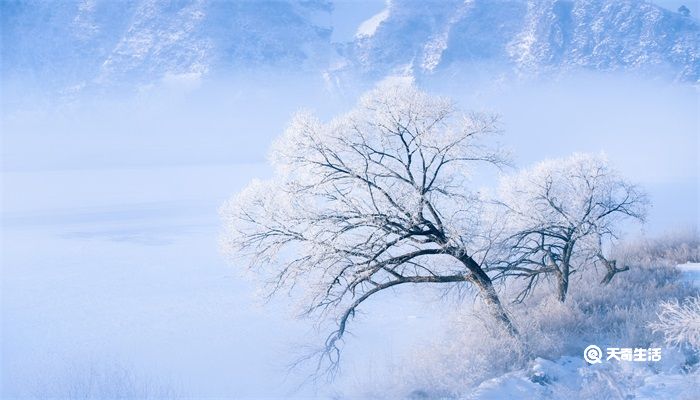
<box><xmin>340</xmin><ymin>0</ymin><xmax>699</xmax><ymax>82</ymax></box>
<box><xmin>1</xmin><ymin>0</ymin><xmax>333</xmax><ymax>89</ymax></box>
<box><xmin>1</xmin><ymin>0</ymin><xmax>698</xmax><ymax>94</ymax></box>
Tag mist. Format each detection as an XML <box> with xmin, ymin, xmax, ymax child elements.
<box><xmin>1</xmin><ymin>67</ymin><xmax>698</xmax><ymax>398</ymax></box>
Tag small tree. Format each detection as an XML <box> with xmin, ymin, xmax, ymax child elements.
<box><xmin>494</xmin><ymin>153</ymin><xmax>647</xmax><ymax>302</ymax></box>
<box><xmin>220</xmin><ymin>82</ymin><xmax>517</xmax><ymax>375</ymax></box>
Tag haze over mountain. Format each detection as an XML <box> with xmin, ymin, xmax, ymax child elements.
<box><xmin>2</xmin><ymin>0</ymin><xmax>698</xmax><ymax>95</ymax></box>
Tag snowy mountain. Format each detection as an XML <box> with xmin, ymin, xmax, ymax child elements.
<box><xmin>1</xmin><ymin>0</ymin><xmax>698</xmax><ymax>93</ymax></box>
<box><xmin>340</xmin><ymin>0</ymin><xmax>700</xmax><ymax>82</ymax></box>
<box><xmin>1</xmin><ymin>0</ymin><xmax>333</xmax><ymax>89</ymax></box>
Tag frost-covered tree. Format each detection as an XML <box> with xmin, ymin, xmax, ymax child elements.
<box><xmin>494</xmin><ymin>153</ymin><xmax>647</xmax><ymax>302</ymax></box>
<box><xmin>220</xmin><ymin>82</ymin><xmax>517</xmax><ymax>374</ymax></box>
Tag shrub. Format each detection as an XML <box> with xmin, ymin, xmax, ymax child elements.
<box><xmin>650</xmin><ymin>296</ymin><xmax>700</xmax><ymax>351</ymax></box>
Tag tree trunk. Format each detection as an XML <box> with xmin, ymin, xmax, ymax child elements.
<box><xmin>555</xmin><ymin>243</ymin><xmax>574</xmax><ymax>303</ymax></box>
<box><xmin>473</xmin><ymin>271</ymin><xmax>520</xmax><ymax>337</ymax></box>
<box><xmin>556</xmin><ymin>262</ymin><xmax>569</xmax><ymax>303</ymax></box>
<box><xmin>456</xmin><ymin>252</ymin><xmax>519</xmax><ymax>337</ymax></box>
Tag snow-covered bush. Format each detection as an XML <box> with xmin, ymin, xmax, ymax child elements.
<box><xmin>373</xmin><ymin>234</ymin><xmax>699</xmax><ymax>397</ymax></box>
<box><xmin>651</xmin><ymin>296</ymin><xmax>700</xmax><ymax>351</ymax></box>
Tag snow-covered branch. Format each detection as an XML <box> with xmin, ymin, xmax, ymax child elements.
<box><xmin>493</xmin><ymin>153</ymin><xmax>647</xmax><ymax>302</ymax></box>
<box><xmin>220</xmin><ymin>82</ymin><xmax>517</xmax><ymax>375</ymax></box>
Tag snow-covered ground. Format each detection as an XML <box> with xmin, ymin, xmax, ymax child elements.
<box><xmin>465</xmin><ymin>355</ymin><xmax>699</xmax><ymax>400</ymax></box>
<box><xmin>460</xmin><ymin>264</ymin><xmax>700</xmax><ymax>400</ymax></box>
<box><xmin>679</xmin><ymin>263</ymin><xmax>700</xmax><ymax>287</ymax></box>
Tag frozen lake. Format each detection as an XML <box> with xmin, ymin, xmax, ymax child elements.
<box><xmin>2</xmin><ymin>164</ymin><xmax>293</xmax><ymax>397</ymax></box>
<box><xmin>1</xmin><ymin>164</ymin><xmax>447</xmax><ymax>398</ymax></box>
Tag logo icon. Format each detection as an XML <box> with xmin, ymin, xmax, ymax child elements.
<box><xmin>584</xmin><ymin>345</ymin><xmax>603</xmax><ymax>364</ymax></box>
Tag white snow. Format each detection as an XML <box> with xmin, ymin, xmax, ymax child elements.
<box><xmin>678</xmin><ymin>262</ymin><xmax>700</xmax><ymax>271</ymax></box>
<box><xmin>679</xmin><ymin>262</ymin><xmax>700</xmax><ymax>287</ymax></box>
<box><xmin>464</xmin><ymin>356</ymin><xmax>700</xmax><ymax>400</ymax></box>
<box><xmin>355</xmin><ymin>7</ymin><xmax>390</xmax><ymax>39</ymax></box>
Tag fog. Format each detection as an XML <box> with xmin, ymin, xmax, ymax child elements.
<box><xmin>1</xmin><ymin>70</ymin><xmax>698</xmax><ymax>397</ymax></box>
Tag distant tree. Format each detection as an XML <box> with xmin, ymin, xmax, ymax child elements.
<box><xmin>678</xmin><ymin>5</ymin><xmax>691</xmax><ymax>17</ymax></box>
<box><xmin>493</xmin><ymin>153</ymin><xmax>647</xmax><ymax>302</ymax></box>
<box><xmin>220</xmin><ymin>82</ymin><xmax>517</xmax><ymax>375</ymax></box>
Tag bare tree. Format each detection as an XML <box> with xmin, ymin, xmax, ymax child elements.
<box><xmin>493</xmin><ymin>153</ymin><xmax>647</xmax><ymax>302</ymax></box>
<box><xmin>220</xmin><ymin>82</ymin><xmax>517</xmax><ymax>376</ymax></box>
